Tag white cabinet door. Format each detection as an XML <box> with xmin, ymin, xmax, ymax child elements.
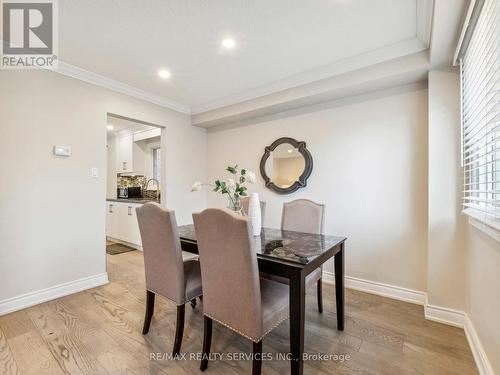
<box><xmin>106</xmin><ymin>202</ymin><xmax>119</xmax><ymax>239</ymax></box>
<box><xmin>117</xmin><ymin>134</ymin><xmax>134</xmax><ymax>172</ymax></box>
<box><xmin>126</xmin><ymin>203</ymin><xmax>142</xmax><ymax>247</ymax></box>
<box><xmin>106</xmin><ymin>201</ymin><xmax>142</xmax><ymax>247</ymax></box>
<box><xmin>115</xmin><ymin>203</ymin><xmax>141</xmax><ymax>246</ymax></box>
<box><xmin>117</xmin><ymin>203</ymin><xmax>131</xmax><ymax>243</ymax></box>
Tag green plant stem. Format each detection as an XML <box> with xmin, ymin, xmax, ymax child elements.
<box><xmin>225</xmin><ymin>190</ymin><xmax>238</xmax><ymax>210</ymax></box>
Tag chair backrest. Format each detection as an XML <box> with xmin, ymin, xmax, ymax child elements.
<box><xmin>281</xmin><ymin>199</ymin><xmax>325</xmax><ymax>235</ymax></box>
<box><xmin>240</xmin><ymin>196</ymin><xmax>267</xmax><ymax>224</ymax></box>
<box><xmin>192</xmin><ymin>208</ymin><xmax>262</xmax><ymax>338</ymax></box>
<box><xmin>136</xmin><ymin>203</ymin><xmax>185</xmax><ymax>304</ymax></box>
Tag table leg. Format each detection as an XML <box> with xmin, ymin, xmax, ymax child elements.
<box><xmin>289</xmin><ymin>270</ymin><xmax>305</xmax><ymax>375</ymax></box>
<box><xmin>334</xmin><ymin>243</ymin><xmax>345</xmax><ymax>331</ymax></box>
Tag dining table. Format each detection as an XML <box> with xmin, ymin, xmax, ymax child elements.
<box><xmin>178</xmin><ymin>224</ymin><xmax>347</xmax><ymax>375</ymax></box>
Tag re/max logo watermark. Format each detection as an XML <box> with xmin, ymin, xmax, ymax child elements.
<box><xmin>1</xmin><ymin>0</ymin><xmax>58</xmax><ymax>69</ymax></box>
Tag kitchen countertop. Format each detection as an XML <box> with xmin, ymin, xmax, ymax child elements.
<box><xmin>106</xmin><ymin>198</ymin><xmax>160</xmax><ymax>204</ymax></box>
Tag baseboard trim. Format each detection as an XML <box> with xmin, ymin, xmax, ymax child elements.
<box><xmin>424</xmin><ymin>302</ymin><xmax>494</xmax><ymax>375</ymax></box>
<box><xmin>321</xmin><ymin>271</ymin><xmax>492</xmax><ymax>375</ymax></box>
<box><xmin>464</xmin><ymin>316</ymin><xmax>495</xmax><ymax>375</ymax></box>
<box><xmin>1</xmin><ymin>271</ymin><xmax>493</xmax><ymax>374</ymax></box>
<box><xmin>424</xmin><ymin>300</ymin><xmax>467</xmax><ymax>328</ymax></box>
<box><xmin>322</xmin><ymin>271</ymin><xmax>426</xmax><ymax>305</ymax></box>
<box><xmin>0</xmin><ymin>273</ymin><xmax>108</xmax><ymax>316</ymax></box>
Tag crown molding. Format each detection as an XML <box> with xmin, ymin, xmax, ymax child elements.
<box><xmin>2</xmin><ymin>1</ymin><xmax>434</xmax><ymax>117</ymax></box>
<box><xmin>191</xmin><ymin>0</ymin><xmax>434</xmax><ymax>115</ymax></box>
<box><xmin>51</xmin><ymin>37</ymin><xmax>427</xmax><ymax>118</ymax></box>
<box><xmin>193</xmin><ymin>51</ymin><xmax>429</xmax><ymax>128</ymax></box>
<box><xmin>54</xmin><ymin>62</ymin><xmax>191</xmax><ymax>114</ymax></box>
<box><xmin>205</xmin><ymin>81</ymin><xmax>428</xmax><ymax>133</ymax></box>
<box><xmin>191</xmin><ymin>37</ymin><xmax>427</xmax><ymax>115</ymax></box>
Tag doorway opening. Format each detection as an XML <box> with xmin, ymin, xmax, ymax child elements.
<box><xmin>105</xmin><ymin>113</ymin><xmax>165</xmax><ymax>254</ymax></box>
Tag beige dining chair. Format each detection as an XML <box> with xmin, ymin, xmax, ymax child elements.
<box><xmin>263</xmin><ymin>199</ymin><xmax>325</xmax><ymax>312</ymax></box>
<box><xmin>136</xmin><ymin>202</ymin><xmax>203</xmax><ymax>356</ymax></box>
<box><xmin>193</xmin><ymin>208</ymin><xmax>289</xmax><ymax>375</ymax></box>
<box><xmin>240</xmin><ymin>196</ymin><xmax>266</xmax><ymax>224</ymax></box>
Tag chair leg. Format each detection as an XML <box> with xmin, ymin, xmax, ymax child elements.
<box><xmin>252</xmin><ymin>340</ymin><xmax>263</xmax><ymax>375</ymax></box>
<box><xmin>172</xmin><ymin>304</ymin><xmax>185</xmax><ymax>356</ymax></box>
<box><xmin>142</xmin><ymin>290</ymin><xmax>155</xmax><ymax>334</ymax></box>
<box><xmin>200</xmin><ymin>316</ymin><xmax>213</xmax><ymax>371</ymax></box>
<box><xmin>317</xmin><ymin>278</ymin><xmax>323</xmax><ymax>313</ymax></box>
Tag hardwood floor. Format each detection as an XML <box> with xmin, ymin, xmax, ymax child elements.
<box><xmin>0</xmin><ymin>251</ymin><xmax>477</xmax><ymax>374</ymax></box>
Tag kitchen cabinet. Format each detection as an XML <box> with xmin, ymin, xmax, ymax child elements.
<box><xmin>118</xmin><ymin>202</ymin><xmax>142</xmax><ymax>245</ymax></box>
<box><xmin>106</xmin><ymin>202</ymin><xmax>119</xmax><ymax>239</ymax></box>
<box><xmin>106</xmin><ymin>201</ymin><xmax>142</xmax><ymax>248</ymax></box>
<box><xmin>117</xmin><ymin>134</ymin><xmax>134</xmax><ymax>172</ymax></box>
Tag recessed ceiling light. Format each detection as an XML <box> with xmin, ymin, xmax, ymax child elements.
<box><xmin>158</xmin><ymin>69</ymin><xmax>171</xmax><ymax>79</ymax></box>
<box><xmin>222</xmin><ymin>38</ymin><xmax>236</xmax><ymax>49</ymax></box>
<box><xmin>107</xmin><ymin>125</ymin><xmax>114</xmax><ymax>131</ymax></box>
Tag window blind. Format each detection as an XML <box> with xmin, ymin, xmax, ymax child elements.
<box><xmin>461</xmin><ymin>0</ymin><xmax>500</xmax><ymax>230</ymax></box>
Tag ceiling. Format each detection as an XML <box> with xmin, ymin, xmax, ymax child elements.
<box><xmin>57</xmin><ymin>0</ymin><xmax>430</xmax><ymax>114</ymax></box>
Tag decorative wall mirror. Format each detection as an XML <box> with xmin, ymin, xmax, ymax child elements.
<box><xmin>260</xmin><ymin>137</ymin><xmax>313</xmax><ymax>194</ymax></box>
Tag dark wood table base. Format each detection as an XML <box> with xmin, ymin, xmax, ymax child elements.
<box><xmin>286</xmin><ymin>244</ymin><xmax>345</xmax><ymax>375</ymax></box>
<box><xmin>179</xmin><ymin>225</ymin><xmax>346</xmax><ymax>375</ymax></box>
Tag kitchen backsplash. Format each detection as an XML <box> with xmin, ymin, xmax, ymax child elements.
<box><xmin>142</xmin><ymin>189</ymin><xmax>160</xmax><ymax>200</ymax></box>
<box><xmin>117</xmin><ymin>175</ymin><xmax>147</xmax><ymax>188</ymax></box>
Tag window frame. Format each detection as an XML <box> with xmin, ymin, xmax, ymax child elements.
<box><xmin>152</xmin><ymin>146</ymin><xmax>161</xmax><ymax>183</ymax></box>
<box><xmin>457</xmin><ymin>0</ymin><xmax>500</xmax><ymax>235</ymax></box>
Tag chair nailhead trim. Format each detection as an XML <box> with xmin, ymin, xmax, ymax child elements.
<box><xmin>204</xmin><ymin>313</ymin><xmax>289</xmax><ymax>343</ymax></box>
<box><xmin>257</xmin><ymin>316</ymin><xmax>289</xmax><ymax>342</ymax></box>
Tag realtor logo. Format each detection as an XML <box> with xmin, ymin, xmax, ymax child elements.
<box><xmin>1</xmin><ymin>0</ymin><xmax>58</xmax><ymax>69</ymax></box>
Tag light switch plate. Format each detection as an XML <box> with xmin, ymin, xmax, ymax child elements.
<box><xmin>91</xmin><ymin>167</ymin><xmax>99</xmax><ymax>178</ymax></box>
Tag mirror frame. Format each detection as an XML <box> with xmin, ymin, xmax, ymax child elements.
<box><xmin>259</xmin><ymin>137</ymin><xmax>313</xmax><ymax>195</ymax></box>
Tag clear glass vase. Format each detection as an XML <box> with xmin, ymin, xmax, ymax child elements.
<box><xmin>227</xmin><ymin>195</ymin><xmax>242</xmax><ymax>215</ymax></box>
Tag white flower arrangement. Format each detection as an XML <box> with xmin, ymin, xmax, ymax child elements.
<box><xmin>191</xmin><ymin>165</ymin><xmax>256</xmax><ymax>212</ymax></box>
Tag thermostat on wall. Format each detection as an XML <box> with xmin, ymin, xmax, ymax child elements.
<box><xmin>53</xmin><ymin>145</ymin><xmax>71</xmax><ymax>157</ymax></box>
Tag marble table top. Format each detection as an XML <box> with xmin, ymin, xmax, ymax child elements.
<box><xmin>178</xmin><ymin>224</ymin><xmax>345</xmax><ymax>265</ymax></box>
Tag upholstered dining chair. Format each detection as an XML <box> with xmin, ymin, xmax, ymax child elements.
<box><xmin>283</xmin><ymin>199</ymin><xmax>325</xmax><ymax>311</ymax></box>
<box><xmin>240</xmin><ymin>196</ymin><xmax>267</xmax><ymax>224</ymax></box>
<box><xmin>136</xmin><ymin>202</ymin><xmax>203</xmax><ymax>356</ymax></box>
<box><xmin>262</xmin><ymin>199</ymin><xmax>325</xmax><ymax>312</ymax></box>
<box><xmin>193</xmin><ymin>208</ymin><xmax>289</xmax><ymax>375</ymax></box>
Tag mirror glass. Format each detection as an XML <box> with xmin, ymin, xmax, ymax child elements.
<box><xmin>264</xmin><ymin>143</ymin><xmax>306</xmax><ymax>189</ymax></box>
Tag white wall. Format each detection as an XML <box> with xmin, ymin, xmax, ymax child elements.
<box><xmin>207</xmin><ymin>87</ymin><xmax>428</xmax><ymax>291</ymax></box>
<box><xmin>427</xmin><ymin>69</ymin><xmax>499</xmax><ymax>374</ymax></box>
<box><xmin>466</xmin><ymin>225</ymin><xmax>500</xmax><ymax>374</ymax></box>
<box><xmin>0</xmin><ymin>69</ymin><xmax>207</xmax><ymax>305</ymax></box>
<box><xmin>427</xmin><ymin>70</ymin><xmax>467</xmax><ymax>310</ymax></box>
